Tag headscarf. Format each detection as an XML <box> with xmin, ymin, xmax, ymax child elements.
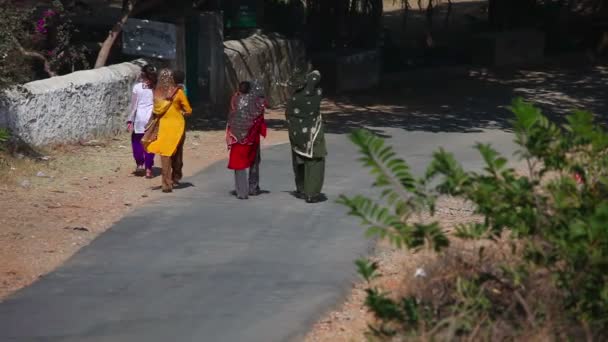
<box><xmin>285</xmin><ymin>70</ymin><xmax>323</xmax><ymax>158</ymax></box>
<box><xmin>287</xmin><ymin>66</ymin><xmax>309</xmax><ymax>93</ymax></box>
<box><xmin>303</xmin><ymin>71</ymin><xmax>321</xmax><ymax>96</ymax></box>
<box><xmin>227</xmin><ymin>81</ymin><xmax>265</xmax><ymax>144</ymax></box>
<box><xmin>154</xmin><ymin>68</ymin><xmax>178</xmax><ymax>100</ymax></box>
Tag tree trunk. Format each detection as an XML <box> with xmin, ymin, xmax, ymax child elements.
<box><xmin>444</xmin><ymin>0</ymin><xmax>453</xmax><ymax>29</ymax></box>
<box><xmin>94</xmin><ymin>0</ymin><xmax>134</xmax><ymax>68</ymax></box>
<box><xmin>336</xmin><ymin>0</ymin><xmax>348</xmax><ymax>49</ymax></box>
<box><xmin>93</xmin><ymin>0</ymin><xmax>165</xmax><ymax>68</ymax></box>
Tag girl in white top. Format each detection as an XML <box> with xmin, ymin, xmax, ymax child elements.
<box><xmin>127</xmin><ymin>65</ymin><xmax>157</xmax><ymax>178</ymax></box>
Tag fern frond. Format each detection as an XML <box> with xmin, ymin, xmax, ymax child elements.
<box><xmin>454</xmin><ymin>223</ymin><xmax>489</xmax><ymax>240</ymax></box>
<box><xmin>337</xmin><ymin>194</ymin><xmax>412</xmax><ymax>244</ymax></box>
<box><xmin>350</xmin><ymin>129</ymin><xmax>417</xmax><ymax>203</ymax></box>
<box><xmin>0</xmin><ymin>128</ymin><xmax>10</xmax><ymax>143</ymax></box>
<box><xmin>425</xmin><ymin>148</ymin><xmax>470</xmax><ymax>195</ymax></box>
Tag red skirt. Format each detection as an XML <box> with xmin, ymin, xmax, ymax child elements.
<box><xmin>227</xmin><ymin>118</ymin><xmax>266</xmax><ymax>170</ymax></box>
<box><xmin>228</xmin><ymin>143</ymin><xmax>259</xmax><ymax>170</ymax></box>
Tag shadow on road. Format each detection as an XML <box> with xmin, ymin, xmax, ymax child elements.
<box><xmin>188</xmin><ymin>63</ymin><xmax>608</xmax><ymax>137</ymax></box>
<box><xmin>321</xmin><ymin>63</ymin><xmax>608</xmax><ymax>136</ymax></box>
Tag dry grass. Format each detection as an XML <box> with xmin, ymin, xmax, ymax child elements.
<box><xmin>305</xmin><ymin>190</ymin><xmax>579</xmax><ymax>341</ymax></box>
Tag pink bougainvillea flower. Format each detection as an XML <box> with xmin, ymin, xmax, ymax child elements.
<box><xmin>36</xmin><ymin>18</ymin><xmax>48</xmax><ymax>34</ymax></box>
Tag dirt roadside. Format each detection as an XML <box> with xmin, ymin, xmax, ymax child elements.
<box><xmin>304</xmin><ymin>197</ymin><xmax>483</xmax><ymax>341</ymax></box>
<box><xmin>0</xmin><ymin>109</ymin><xmax>288</xmax><ymax>300</ymax></box>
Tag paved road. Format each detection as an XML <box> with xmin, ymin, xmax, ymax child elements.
<box><xmin>0</xmin><ymin>128</ymin><xmax>516</xmax><ymax>342</ymax></box>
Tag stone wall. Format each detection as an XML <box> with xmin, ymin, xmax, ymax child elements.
<box><xmin>336</xmin><ymin>50</ymin><xmax>381</xmax><ymax>93</ymax></box>
<box><xmin>0</xmin><ymin>61</ymin><xmax>144</xmax><ymax>146</ymax></box>
<box><xmin>472</xmin><ymin>29</ymin><xmax>545</xmax><ymax>66</ymax></box>
<box><xmin>223</xmin><ymin>34</ymin><xmax>306</xmax><ymax>110</ymax></box>
<box><xmin>0</xmin><ymin>34</ymin><xmax>306</xmax><ymax>146</ymax></box>
<box><xmin>310</xmin><ymin>49</ymin><xmax>381</xmax><ymax>95</ymax></box>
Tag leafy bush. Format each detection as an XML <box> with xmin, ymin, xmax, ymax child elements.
<box><xmin>0</xmin><ymin>0</ymin><xmax>87</xmax><ymax>88</ymax></box>
<box><xmin>0</xmin><ymin>2</ymin><xmax>36</xmax><ymax>88</ymax></box>
<box><xmin>339</xmin><ymin>98</ymin><xmax>608</xmax><ymax>340</ymax></box>
<box><xmin>0</xmin><ymin>128</ymin><xmax>10</xmax><ymax>151</ymax></box>
<box><xmin>39</xmin><ymin>1</ymin><xmax>89</xmax><ymax>74</ymax></box>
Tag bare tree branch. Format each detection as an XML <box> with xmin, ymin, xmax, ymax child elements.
<box><xmin>93</xmin><ymin>0</ymin><xmax>165</xmax><ymax>68</ymax></box>
<box><xmin>12</xmin><ymin>37</ymin><xmax>57</xmax><ymax>77</ymax></box>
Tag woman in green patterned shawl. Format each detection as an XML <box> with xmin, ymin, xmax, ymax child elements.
<box><xmin>285</xmin><ymin>70</ymin><xmax>327</xmax><ymax>203</ymax></box>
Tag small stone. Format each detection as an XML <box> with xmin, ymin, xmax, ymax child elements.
<box><xmin>118</xmin><ymin>145</ymin><xmax>127</xmax><ymax>149</ymax></box>
<box><xmin>20</xmin><ymin>180</ymin><xmax>31</xmax><ymax>188</ymax></box>
<box><xmin>16</xmin><ymin>153</ymin><xmax>24</xmax><ymax>159</ymax></box>
<box><xmin>141</xmin><ymin>194</ymin><xmax>148</xmax><ymax>198</ymax></box>
<box><xmin>36</xmin><ymin>171</ymin><xmax>48</xmax><ymax>178</ymax></box>
<box><xmin>39</xmin><ymin>156</ymin><xmax>51</xmax><ymax>161</ymax></box>
<box><xmin>414</xmin><ymin>268</ymin><xmax>427</xmax><ymax>278</ymax></box>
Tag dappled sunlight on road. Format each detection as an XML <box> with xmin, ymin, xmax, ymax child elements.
<box><xmin>469</xmin><ymin>65</ymin><xmax>608</xmax><ymax>116</ymax></box>
<box><xmin>296</xmin><ymin>63</ymin><xmax>608</xmax><ymax>136</ymax></box>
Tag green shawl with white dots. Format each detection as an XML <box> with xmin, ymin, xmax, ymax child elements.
<box><xmin>285</xmin><ymin>71</ymin><xmax>327</xmax><ymax>159</ymax></box>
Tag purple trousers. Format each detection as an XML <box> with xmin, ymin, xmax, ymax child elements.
<box><xmin>131</xmin><ymin>133</ymin><xmax>155</xmax><ymax>170</ymax></box>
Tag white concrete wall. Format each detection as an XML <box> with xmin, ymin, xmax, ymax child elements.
<box><xmin>0</xmin><ymin>35</ymin><xmax>306</xmax><ymax>146</ymax></box>
<box><xmin>0</xmin><ymin>60</ymin><xmax>144</xmax><ymax>145</ymax></box>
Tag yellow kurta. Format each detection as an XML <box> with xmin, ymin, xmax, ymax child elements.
<box><xmin>146</xmin><ymin>89</ymin><xmax>192</xmax><ymax>157</ymax></box>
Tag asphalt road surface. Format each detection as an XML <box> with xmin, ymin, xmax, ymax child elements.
<box><xmin>0</xmin><ymin>127</ymin><xmax>516</xmax><ymax>342</ymax></box>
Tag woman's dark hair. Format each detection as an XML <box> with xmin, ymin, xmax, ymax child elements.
<box><xmin>172</xmin><ymin>70</ymin><xmax>186</xmax><ymax>85</ymax></box>
<box><xmin>141</xmin><ymin>65</ymin><xmax>158</xmax><ymax>87</ymax></box>
<box><xmin>238</xmin><ymin>81</ymin><xmax>251</xmax><ymax>94</ymax></box>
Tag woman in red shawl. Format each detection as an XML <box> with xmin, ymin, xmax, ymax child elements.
<box><xmin>226</xmin><ymin>81</ymin><xmax>268</xmax><ymax>199</ymax></box>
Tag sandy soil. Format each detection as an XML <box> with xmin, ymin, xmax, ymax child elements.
<box><xmin>0</xmin><ymin>109</ymin><xmax>288</xmax><ymax>300</ymax></box>
<box><xmin>304</xmin><ymin>196</ymin><xmax>483</xmax><ymax>342</ymax></box>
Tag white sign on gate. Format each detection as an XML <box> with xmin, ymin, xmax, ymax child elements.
<box><xmin>122</xmin><ymin>18</ymin><xmax>177</xmax><ymax>59</ymax></box>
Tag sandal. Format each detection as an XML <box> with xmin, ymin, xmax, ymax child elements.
<box><xmin>133</xmin><ymin>166</ymin><xmax>145</xmax><ymax>176</ymax></box>
<box><xmin>145</xmin><ymin>169</ymin><xmax>153</xmax><ymax>179</ymax></box>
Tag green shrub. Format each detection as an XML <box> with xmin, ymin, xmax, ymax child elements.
<box><xmin>0</xmin><ymin>0</ymin><xmax>87</xmax><ymax>88</ymax></box>
<box><xmin>0</xmin><ymin>128</ymin><xmax>10</xmax><ymax>151</ymax></box>
<box><xmin>0</xmin><ymin>2</ymin><xmax>36</xmax><ymax>88</ymax></box>
<box><xmin>339</xmin><ymin>98</ymin><xmax>608</xmax><ymax>340</ymax></box>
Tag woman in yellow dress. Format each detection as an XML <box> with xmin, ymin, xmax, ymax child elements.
<box><xmin>145</xmin><ymin>69</ymin><xmax>192</xmax><ymax>193</ymax></box>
